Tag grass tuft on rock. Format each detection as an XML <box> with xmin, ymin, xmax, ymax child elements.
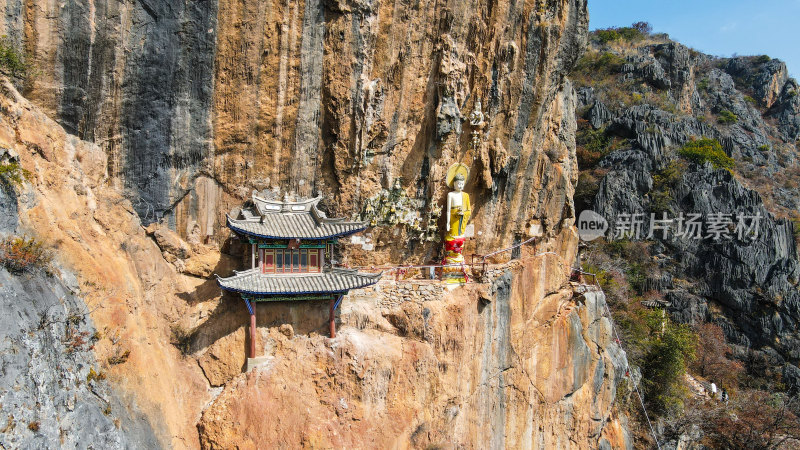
<box><xmin>0</xmin><ymin>161</ymin><xmax>30</xmax><ymax>190</ymax></box>
<box><xmin>716</xmin><ymin>109</ymin><xmax>738</xmax><ymax>124</ymax></box>
<box><xmin>0</xmin><ymin>36</ymin><xmax>33</xmax><ymax>79</ymax></box>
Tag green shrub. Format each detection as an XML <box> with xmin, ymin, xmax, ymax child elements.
<box><xmin>573</xmin><ymin>52</ymin><xmax>626</xmax><ymax>80</ymax></box>
<box><xmin>754</xmin><ymin>54</ymin><xmax>771</xmax><ymax>64</ymax></box>
<box><xmin>593</xmin><ymin>25</ymin><xmax>645</xmax><ymax>44</ymax></box>
<box><xmin>0</xmin><ymin>36</ymin><xmax>32</xmax><ymax>79</ymax></box>
<box><xmin>744</xmin><ymin>95</ymin><xmax>757</xmax><ymax>105</ymax></box>
<box><xmin>717</xmin><ymin>109</ymin><xmax>738</xmax><ymax>124</ymax></box>
<box><xmin>575</xmin><ymin>126</ymin><xmax>624</xmax><ymax>170</ymax></box>
<box><xmin>107</xmin><ymin>349</ymin><xmax>131</xmax><ymax>366</ymax></box>
<box><xmin>616</xmin><ymin>27</ymin><xmax>643</xmax><ymax>41</ymax></box>
<box><xmin>571</xmin><ymin>51</ymin><xmax>629</xmax><ymax>93</ymax></box>
<box><xmin>641</xmin><ymin>315</ymin><xmax>697</xmax><ymax>415</ymax></box>
<box><xmin>86</xmin><ymin>367</ymin><xmax>106</xmax><ymax>383</ymax></box>
<box><xmin>697</xmin><ymin>78</ymin><xmax>709</xmax><ymax>92</ymax></box>
<box><xmin>578</xmin><ymin>127</ymin><xmax>610</xmax><ymax>154</ymax></box>
<box><xmin>0</xmin><ymin>161</ymin><xmax>30</xmax><ymax>189</ymax></box>
<box><xmin>598</xmin><ymin>52</ymin><xmax>626</xmax><ymax>69</ymax></box>
<box><xmin>649</xmin><ymin>190</ymin><xmax>673</xmax><ymax>215</ymax></box>
<box><xmin>649</xmin><ymin>160</ymin><xmax>686</xmax><ymax>214</ymax></box>
<box><xmin>574</xmin><ymin>172</ymin><xmax>601</xmax><ymax>212</ymax></box>
<box><xmin>678</xmin><ymin>138</ymin><xmax>735</xmax><ymax>170</ymax></box>
<box><xmin>576</xmin><ymin>147</ymin><xmax>602</xmax><ymax>169</ymax></box>
<box><xmin>758</xmin><ymin>144</ymin><xmax>770</xmax><ymax>152</ymax></box>
<box><xmin>595</xmin><ymin>29</ymin><xmax>620</xmax><ymax>44</ymax></box>
<box><xmin>626</xmin><ymin>262</ymin><xmax>649</xmax><ymax>293</ymax></box>
<box><xmin>0</xmin><ymin>236</ymin><xmax>51</xmax><ymax>273</ymax></box>
<box><xmin>654</xmin><ymin>160</ymin><xmax>687</xmax><ymax>188</ymax></box>
<box><xmin>170</xmin><ymin>324</ymin><xmax>193</xmax><ymax>355</ymax></box>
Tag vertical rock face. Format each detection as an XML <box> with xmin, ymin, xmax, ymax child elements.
<box><xmin>0</xmin><ymin>80</ymin><xmax>213</xmax><ymax>448</ymax></box>
<box><xmin>0</xmin><ymin>268</ymin><xmax>161</xmax><ymax>449</ymax></box>
<box><xmin>2</xmin><ymin>0</ymin><xmax>218</xmax><ymax>225</ymax></box>
<box><xmin>118</xmin><ymin>0</ymin><xmax>217</xmax><ymax>226</ymax></box>
<box><xmin>196</xmin><ymin>259</ymin><xmax>631</xmax><ymax>449</ymax></box>
<box><xmin>2</xmin><ymin>0</ymin><xmax>587</xmax><ymax>254</ymax></box>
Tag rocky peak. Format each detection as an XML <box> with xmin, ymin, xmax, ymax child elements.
<box><xmin>572</xmin><ymin>29</ymin><xmax>800</xmax><ymax>393</ymax></box>
<box><xmin>724</xmin><ymin>56</ymin><xmax>789</xmax><ymax>108</ymax></box>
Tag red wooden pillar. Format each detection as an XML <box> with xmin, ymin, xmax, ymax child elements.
<box><xmin>249</xmin><ymin>311</ymin><xmax>256</xmax><ymax>358</ymax></box>
<box><xmin>329</xmin><ymin>298</ymin><xmax>336</xmax><ymax>338</ymax></box>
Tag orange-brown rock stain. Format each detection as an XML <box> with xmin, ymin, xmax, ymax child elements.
<box><xmin>194</xmin><ymin>238</ymin><xmax>628</xmax><ymax>448</ymax></box>
<box><xmin>0</xmin><ymin>0</ymin><xmax>639</xmax><ymax>446</ymax></box>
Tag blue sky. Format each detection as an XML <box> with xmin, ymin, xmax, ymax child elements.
<box><xmin>589</xmin><ymin>0</ymin><xmax>799</xmax><ymax>78</ymax></box>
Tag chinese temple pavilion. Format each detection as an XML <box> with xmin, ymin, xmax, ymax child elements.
<box><xmin>217</xmin><ymin>194</ymin><xmax>380</xmax><ymax>358</ymax></box>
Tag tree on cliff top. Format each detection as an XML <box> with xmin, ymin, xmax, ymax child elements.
<box><xmin>641</xmin><ymin>313</ymin><xmax>696</xmax><ymax>416</ymax></box>
<box><xmin>691</xmin><ymin>323</ymin><xmax>744</xmax><ymax>391</ymax></box>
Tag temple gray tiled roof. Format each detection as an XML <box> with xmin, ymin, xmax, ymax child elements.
<box><xmin>216</xmin><ymin>268</ymin><xmax>381</xmax><ymax>295</ymax></box>
<box><xmin>226</xmin><ymin>195</ymin><xmax>366</xmax><ymax>240</ymax></box>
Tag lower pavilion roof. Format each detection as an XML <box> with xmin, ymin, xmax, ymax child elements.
<box><xmin>216</xmin><ymin>268</ymin><xmax>381</xmax><ymax>296</ymax></box>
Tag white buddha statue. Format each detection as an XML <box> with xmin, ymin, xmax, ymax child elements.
<box><xmin>445</xmin><ymin>173</ymin><xmax>471</xmax><ymax>241</ymax></box>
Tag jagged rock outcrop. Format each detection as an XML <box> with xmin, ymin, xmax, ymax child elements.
<box><xmin>0</xmin><ymin>134</ymin><xmax>158</xmax><ymax>449</ymax></box>
<box><xmin>0</xmin><ymin>79</ymin><xmax>213</xmax><ymax>448</ymax></box>
<box><xmin>725</xmin><ymin>57</ymin><xmax>788</xmax><ymax>109</ymax></box>
<box><xmin>196</xmin><ymin>263</ymin><xmax>631</xmax><ymax>449</ymax></box>
<box><xmin>618</xmin><ymin>41</ymin><xmax>702</xmax><ymax>114</ymax></box>
<box><xmin>769</xmin><ymin>78</ymin><xmax>800</xmax><ymax>142</ymax></box>
<box><xmin>596</xmin><ymin>157</ymin><xmax>800</xmax><ymax>361</ymax></box>
<box><xmin>574</xmin><ymin>36</ymin><xmax>800</xmax><ymax>390</ymax></box>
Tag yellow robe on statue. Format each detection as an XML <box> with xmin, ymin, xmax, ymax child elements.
<box><xmin>446</xmin><ymin>192</ymin><xmax>471</xmax><ymax>241</ymax></box>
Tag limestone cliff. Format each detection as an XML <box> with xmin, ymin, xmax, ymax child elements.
<box><xmin>0</xmin><ymin>0</ymin><xmax>636</xmax><ymax>448</ymax></box>
<box><xmin>0</xmin><ymin>80</ymin><xmax>213</xmax><ymax>448</ymax></box>
<box><xmin>0</xmin><ymin>78</ymin><xmax>631</xmax><ymax>445</ymax></box>
<box><xmin>196</xmin><ymin>272</ymin><xmax>630</xmax><ymax>449</ymax></box>
<box><xmin>1</xmin><ymin>0</ymin><xmax>587</xmax><ymax>258</ymax></box>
